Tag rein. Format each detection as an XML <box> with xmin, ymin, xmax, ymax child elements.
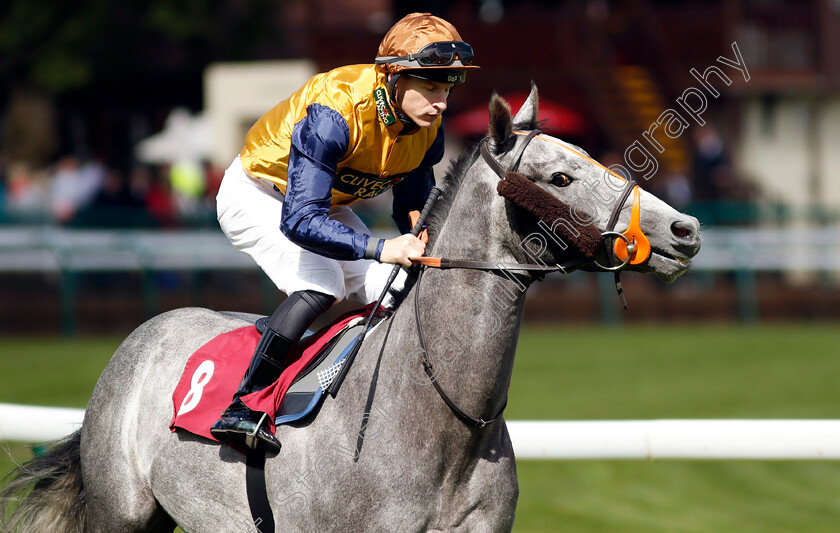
<box><xmin>410</xmin><ymin>255</ymin><xmax>586</xmax><ymax>274</ymax></box>
<box><xmin>402</xmin><ymin>134</ymin><xmax>540</xmax><ymax>430</ymax></box>
<box><xmin>413</xmin><ymin>267</ymin><xmax>506</xmax><ymax>428</ymax></box>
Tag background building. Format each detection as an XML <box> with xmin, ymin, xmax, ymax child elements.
<box><xmin>1</xmin><ymin>0</ymin><xmax>839</xmax><ymax>332</ymax></box>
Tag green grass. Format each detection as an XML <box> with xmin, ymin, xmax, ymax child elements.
<box><xmin>513</xmin><ymin>460</ymin><xmax>840</xmax><ymax>533</ymax></box>
<box><xmin>508</xmin><ymin>324</ymin><xmax>840</xmax><ymax>532</ymax></box>
<box><xmin>3</xmin><ymin>324</ymin><xmax>840</xmax><ymax>532</ymax></box>
<box><xmin>0</xmin><ymin>337</ymin><xmax>120</xmax><ymax>408</ymax></box>
<box><xmin>507</xmin><ymin>324</ymin><xmax>840</xmax><ymax>420</ymax></box>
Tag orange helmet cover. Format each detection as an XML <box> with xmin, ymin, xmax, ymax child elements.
<box><xmin>376</xmin><ymin>12</ymin><xmax>479</xmax><ymax>73</ymax></box>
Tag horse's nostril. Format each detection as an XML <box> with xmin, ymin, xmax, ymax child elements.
<box><xmin>671</xmin><ymin>222</ymin><xmax>691</xmax><ymax>239</ymax></box>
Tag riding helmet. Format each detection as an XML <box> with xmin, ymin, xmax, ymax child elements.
<box><xmin>375</xmin><ymin>12</ymin><xmax>479</xmax><ymax>86</ymax></box>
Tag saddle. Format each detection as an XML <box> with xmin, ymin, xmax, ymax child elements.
<box><xmin>169</xmin><ymin>304</ymin><xmax>383</xmax><ymax>443</ymax></box>
<box><xmin>253</xmin><ymin>315</ymin><xmax>368</xmax><ymax>425</ymax></box>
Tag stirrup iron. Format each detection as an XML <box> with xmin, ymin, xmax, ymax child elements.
<box><xmin>245</xmin><ymin>412</ymin><xmax>269</xmax><ymax>450</ymax></box>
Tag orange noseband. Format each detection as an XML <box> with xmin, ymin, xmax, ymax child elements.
<box><xmin>613</xmin><ymin>186</ymin><xmax>651</xmax><ymax>265</ymax></box>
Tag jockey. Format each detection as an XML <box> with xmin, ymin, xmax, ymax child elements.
<box><xmin>211</xmin><ymin>12</ymin><xmax>478</xmax><ymax>453</ymax></box>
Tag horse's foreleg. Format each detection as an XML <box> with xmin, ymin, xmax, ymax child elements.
<box><xmin>438</xmin><ymin>428</ymin><xmax>519</xmax><ymax>533</ymax></box>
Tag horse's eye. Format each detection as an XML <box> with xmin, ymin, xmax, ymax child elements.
<box><xmin>550</xmin><ymin>172</ymin><xmax>573</xmax><ymax>187</ymax></box>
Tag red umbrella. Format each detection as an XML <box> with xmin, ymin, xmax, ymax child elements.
<box><xmin>448</xmin><ymin>92</ymin><xmax>587</xmax><ymax>138</ymax></box>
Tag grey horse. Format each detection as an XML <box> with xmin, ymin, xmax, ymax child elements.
<box><xmin>1</xmin><ymin>84</ymin><xmax>701</xmax><ymax>533</ymax></box>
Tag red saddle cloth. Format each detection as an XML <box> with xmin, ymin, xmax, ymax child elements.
<box><xmin>170</xmin><ymin>304</ymin><xmax>375</xmax><ymax>442</ymax></box>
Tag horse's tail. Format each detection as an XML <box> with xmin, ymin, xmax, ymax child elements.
<box><xmin>0</xmin><ymin>429</ymin><xmax>86</xmax><ymax>533</ymax></box>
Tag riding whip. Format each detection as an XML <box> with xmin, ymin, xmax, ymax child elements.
<box><xmin>328</xmin><ymin>186</ymin><xmax>443</xmax><ymax>397</ymax></box>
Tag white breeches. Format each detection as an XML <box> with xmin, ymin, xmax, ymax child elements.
<box><xmin>216</xmin><ymin>157</ymin><xmax>405</xmax><ymax>305</ymax></box>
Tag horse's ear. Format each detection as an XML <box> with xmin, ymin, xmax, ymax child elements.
<box><xmin>512</xmin><ymin>81</ymin><xmax>539</xmax><ymax>130</ymax></box>
<box><xmin>488</xmin><ymin>92</ymin><xmax>515</xmax><ymax>154</ymax></box>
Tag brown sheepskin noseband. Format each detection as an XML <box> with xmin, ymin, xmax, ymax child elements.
<box><xmin>497</xmin><ymin>171</ymin><xmax>603</xmax><ymax>260</ymax></box>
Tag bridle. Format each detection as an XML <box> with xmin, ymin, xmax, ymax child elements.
<box><xmin>410</xmin><ymin>129</ymin><xmax>652</xmax><ymax>429</ymax></box>
<box><xmin>483</xmin><ymin>131</ymin><xmax>651</xmax><ymax>279</ymax></box>
<box><xmin>413</xmin><ymin>131</ymin><xmax>651</xmax><ymax>279</ymax></box>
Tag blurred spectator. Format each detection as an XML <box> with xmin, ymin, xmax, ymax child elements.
<box><xmin>5</xmin><ymin>161</ymin><xmax>48</xmax><ymax>214</ymax></box>
<box><xmin>169</xmin><ymin>160</ymin><xmax>205</xmax><ymax>215</ymax></box>
<box><xmin>203</xmin><ymin>162</ymin><xmax>224</xmax><ymax>208</ymax></box>
<box><xmin>90</xmin><ymin>169</ymin><xmax>141</xmax><ymax>209</ymax></box>
<box><xmin>145</xmin><ymin>166</ymin><xmax>178</xmax><ymax>227</ymax></box>
<box><xmin>48</xmin><ymin>156</ymin><xmax>103</xmax><ymax>223</ymax></box>
<box><xmin>79</xmin><ymin>159</ymin><xmax>107</xmax><ymax>203</ymax></box>
<box><xmin>0</xmin><ymin>156</ymin><xmax>7</xmax><ymax>218</ymax></box>
<box><xmin>692</xmin><ymin>126</ymin><xmax>732</xmax><ymax>201</ymax></box>
<box><xmin>1</xmin><ymin>156</ymin><xmax>218</xmax><ymax>227</ymax></box>
<box><xmin>128</xmin><ymin>165</ymin><xmax>154</xmax><ymax>205</ymax></box>
<box><xmin>68</xmin><ymin>168</ymin><xmax>145</xmax><ymax>227</ymax></box>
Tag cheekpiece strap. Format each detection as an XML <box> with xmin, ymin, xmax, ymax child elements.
<box><xmin>508</xmin><ymin>130</ymin><xmax>540</xmax><ymax>173</ymax></box>
<box><xmin>479</xmin><ymin>139</ymin><xmax>506</xmax><ymax>178</ymax></box>
<box><xmin>480</xmin><ymin>129</ymin><xmax>541</xmax><ymax>179</ymax></box>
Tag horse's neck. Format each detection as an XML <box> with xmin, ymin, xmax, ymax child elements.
<box><xmin>396</xmin><ymin>180</ymin><xmax>530</xmax><ymax>426</ymax></box>
<box><xmin>409</xmin><ymin>267</ymin><xmax>526</xmax><ymax>417</ymax></box>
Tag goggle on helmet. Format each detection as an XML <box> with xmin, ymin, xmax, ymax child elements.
<box><xmin>375</xmin><ymin>13</ymin><xmax>479</xmax><ymax>85</ymax></box>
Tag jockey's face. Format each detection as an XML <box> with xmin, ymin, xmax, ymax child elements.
<box><xmin>395</xmin><ymin>76</ymin><xmax>454</xmax><ymax>128</ymax></box>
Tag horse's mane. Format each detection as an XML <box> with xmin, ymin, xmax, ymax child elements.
<box><xmin>424</xmin><ymin>142</ymin><xmax>482</xmax><ymax>245</ymax></box>
<box><xmin>387</xmin><ymin>120</ymin><xmax>540</xmax><ymax>309</ymax></box>
<box><xmin>387</xmin><ymin>142</ymin><xmax>481</xmax><ymax>308</ymax></box>
<box><xmin>423</xmin><ymin>118</ymin><xmax>539</xmax><ymax>241</ymax></box>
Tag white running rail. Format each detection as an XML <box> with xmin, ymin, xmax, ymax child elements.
<box><xmin>3</xmin><ymin>404</ymin><xmax>840</xmax><ymax>459</ymax></box>
<box><xmin>508</xmin><ymin>419</ymin><xmax>840</xmax><ymax>459</ymax></box>
<box><xmin>0</xmin><ymin>403</ymin><xmax>86</xmax><ymax>443</ymax></box>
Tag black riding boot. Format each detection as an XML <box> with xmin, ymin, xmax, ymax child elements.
<box><xmin>210</xmin><ymin>290</ymin><xmax>335</xmax><ymax>454</ymax></box>
<box><xmin>209</xmin><ymin>328</ymin><xmax>291</xmax><ymax>453</ymax></box>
